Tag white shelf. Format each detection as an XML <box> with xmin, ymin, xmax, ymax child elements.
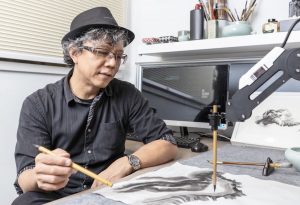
<box><xmin>138</xmin><ymin>31</ymin><xmax>300</xmax><ymax>60</ymax></box>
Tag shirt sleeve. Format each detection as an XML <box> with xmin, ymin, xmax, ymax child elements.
<box><xmin>14</xmin><ymin>93</ymin><xmax>51</xmax><ymax>193</ymax></box>
<box><xmin>128</xmin><ymin>87</ymin><xmax>174</xmax><ymax>144</ymax></box>
<box><xmin>14</xmin><ymin>165</ymin><xmax>35</xmax><ymax>195</ymax></box>
<box><xmin>160</xmin><ymin>133</ymin><xmax>177</xmax><ymax>145</ymax></box>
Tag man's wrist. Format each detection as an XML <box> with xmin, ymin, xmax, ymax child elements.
<box><xmin>18</xmin><ymin>168</ymin><xmax>40</xmax><ymax>193</ymax></box>
<box><xmin>127</xmin><ymin>154</ymin><xmax>141</xmax><ymax>171</ymax></box>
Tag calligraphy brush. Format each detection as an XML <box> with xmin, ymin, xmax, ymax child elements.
<box><xmin>207</xmin><ymin>160</ymin><xmax>292</xmax><ymax>168</ymax></box>
<box><xmin>211</xmin><ymin>105</ymin><xmax>218</xmax><ymax>192</ymax></box>
<box><xmin>33</xmin><ymin>144</ymin><xmax>113</xmax><ymax>187</ymax></box>
<box><xmin>199</xmin><ymin>0</ymin><xmax>211</xmax><ymax>20</ymax></box>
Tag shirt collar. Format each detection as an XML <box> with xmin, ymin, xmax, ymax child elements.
<box><xmin>64</xmin><ymin>70</ymin><xmax>75</xmax><ymax>105</ymax></box>
<box><xmin>64</xmin><ymin>69</ymin><xmax>113</xmax><ymax>105</ymax></box>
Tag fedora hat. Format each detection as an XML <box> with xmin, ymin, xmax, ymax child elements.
<box><xmin>61</xmin><ymin>7</ymin><xmax>134</xmax><ymax>46</ymax></box>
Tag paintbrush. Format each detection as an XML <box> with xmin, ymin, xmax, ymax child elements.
<box><xmin>199</xmin><ymin>0</ymin><xmax>211</xmax><ymax>20</ymax></box>
<box><xmin>234</xmin><ymin>8</ymin><xmax>240</xmax><ymax>21</ymax></box>
<box><xmin>207</xmin><ymin>160</ymin><xmax>292</xmax><ymax>168</ymax></box>
<box><xmin>222</xmin><ymin>7</ymin><xmax>236</xmax><ymax>21</ymax></box>
<box><xmin>244</xmin><ymin>3</ymin><xmax>257</xmax><ymax>21</ymax></box>
<box><xmin>211</xmin><ymin>105</ymin><xmax>218</xmax><ymax>192</ymax></box>
<box><xmin>33</xmin><ymin>144</ymin><xmax>113</xmax><ymax>187</ymax></box>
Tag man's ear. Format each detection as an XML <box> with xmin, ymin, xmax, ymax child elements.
<box><xmin>69</xmin><ymin>48</ymin><xmax>79</xmax><ymax>64</ymax></box>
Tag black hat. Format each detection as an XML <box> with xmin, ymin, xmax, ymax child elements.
<box><xmin>61</xmin><ymin>7</ymin><xmax>135</xmax><ymax>46</ymax></box>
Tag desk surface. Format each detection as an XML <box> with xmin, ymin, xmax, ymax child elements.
<box><xmin>48</xmin><ymin>139</ymin><xmax>300</xmax><ymax>205</ymax></box>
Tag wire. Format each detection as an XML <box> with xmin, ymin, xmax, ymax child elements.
<box><xmin>172</xmin><ymin>130</ymin><xmax>231</xmax><ymax>141</ymax></box>
<box><xmin>199</xmin><ymin>132</ymin><xmax>231</xmax><ymax>141</ymax></box>
<box><xmin>281</xmin><ymin>17</ymin><xmax>300</xmax><ymax>48</ymax></box>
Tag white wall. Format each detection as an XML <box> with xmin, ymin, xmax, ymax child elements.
<box><xmin>0</xmin><ymin>62</ymin><xmax>68</xmax><ymax>204</ymax></box>
<box><xmin>227</xmin><ymin>0</ymin><xmax>290</xmax><ymax>33</ymax></box>
<box><xmin>125</xmin><ymin>0</ymin><xmax>290</xmax><ymax>84</ymax></box>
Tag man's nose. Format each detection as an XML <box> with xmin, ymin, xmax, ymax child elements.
<box><xmin>105</xmin><ymin>53</ymin><xmax>118</xmax><ymax>65</ymax></box>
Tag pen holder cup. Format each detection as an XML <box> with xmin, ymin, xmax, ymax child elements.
<box><xmin>221</xmin><ymin>21</ymin><xmax>252</xmax><ymax>37</ymax></box>
<box><xmin>285</xmin><ymin>147</ymin><xmax>300</xmax><ymax>172</ymax></box>
<box><xmin>178</xmin><ymin>30</ymin><xmax>190</xmax><ymax>41</ymax></box>
<box><xmin>206</xmin><ymin>20</ymin><xmax>229</xmax><ymax>39</ymax></box>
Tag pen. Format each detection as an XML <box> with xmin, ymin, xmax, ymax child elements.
<box><xmin>34</xmin><ymin>144</ymin><xmax>113</xmax><ymax>187</ymax></box>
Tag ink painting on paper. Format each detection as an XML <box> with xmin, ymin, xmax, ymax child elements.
<box><xmin>231</xmin><ymin>92</ymin><xmax>300</xmax><ymax>149</ymax></box>
<box><xmin>95</xmin><ymin>162</ymin><xmax>300</xmax><ymax>205</ymax></box>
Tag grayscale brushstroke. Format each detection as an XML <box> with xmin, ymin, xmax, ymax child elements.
<box><xmin>255</xmin><ymin>109</ymin><xmax>300</xmax><ymax>127</ymax></box>
<box><xmin>113</xmin><ymin>171</ymin><xmax>245</xmax><ymax>204</ymax></box>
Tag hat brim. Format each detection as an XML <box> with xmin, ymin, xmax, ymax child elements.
<box><xmin>61</xmin><ymin>24</ymin><xmax>135</xmax><ymax>46</ymax></box>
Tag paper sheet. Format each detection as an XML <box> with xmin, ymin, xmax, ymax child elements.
<box><xmin>94</xmin><ymin>162</ymin><xmax>300</xmax><ymax>205</ymax></box>
<box><xmin>231</xmin><ymin>92</ymin><xmax>300</xmax><ymax>149</ymax></box>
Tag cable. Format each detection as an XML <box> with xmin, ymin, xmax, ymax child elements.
<box><xmin>186</xmin><ymin>131</ymin><xmax>231</xmax><ymax>141</ymax></box>
<box><xmin>199</xmin><ymin>132</ymin><xmax>231</xmax><ymax>141</ymax></box>
<box><xmin>281</xmin><ymin>17</ymin><xmax>300</xmax><ymax>48</ymax></box>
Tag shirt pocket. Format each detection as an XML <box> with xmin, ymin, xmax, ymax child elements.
<box><xmin>97</xmin><ymin>120</ymin><xmax>126</xmax><ymax>152</ymax></box>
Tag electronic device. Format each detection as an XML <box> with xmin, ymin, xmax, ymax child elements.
<box><xmin>209</xmin><ymin>18</ymin><xmax>300</xmax><ymax>190</ymax></box>
<box><xmin>190</xmin><ymin>141</ymin><xmax>209</xmax><ymax>152</ymax></box>
<box><xmin>137</xmin><ymin>63</ymin><xmax>229</xmax><ymax>132</ymax></box>
<box><xmin>226</xmin><ymin>32</ymin><xmax>300</xmax><ymax>122</ymax></box>
<box><xmin>172</xmin><ymin>135</ymin><xmax>201</xmax><ymax>149</ymax></box>
<box><xmin>227</xmin><ymin>18</ymin><xmax>300</xmax><ymax>149</ymax></box>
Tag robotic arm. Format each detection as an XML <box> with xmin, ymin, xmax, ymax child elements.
<box><xmin>210</xmin><ymin>19</ymin><xmax>300</xmax><ymax>190</ymax></box>
<box><xmin>226</xmin><ymin>18</ymin><xmax>300</xmax><ymax>123</ymax></box>
<box><xmin>226</xmin><ymin>47</ymin><xmax>300</xmax><ymax>122</ymax></box>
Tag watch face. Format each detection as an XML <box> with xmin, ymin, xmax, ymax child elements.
<box><xmin>128</xmin><ymin>154</ymin><xmax>141</xmax><ymax>171</ymax></box>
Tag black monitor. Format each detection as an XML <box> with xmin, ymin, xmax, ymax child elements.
<box><xmin>138</xmin><ymin>62</ymin><xmax>229</xmax><ymax>131</ymax></box>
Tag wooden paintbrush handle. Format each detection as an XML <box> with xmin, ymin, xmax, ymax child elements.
<box><xmin>37</xmin><ymin>145</ymin><xmax>113</xmax><ymax>187</ymax></box>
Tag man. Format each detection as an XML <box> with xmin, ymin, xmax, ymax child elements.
<box><xmin>12</xmin><ymin>7</ymin><xmax>177</xmax><ymax>205</ymax></box>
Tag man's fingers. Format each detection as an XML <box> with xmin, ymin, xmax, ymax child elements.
<box><xmin>52</xmin><ymin>148</ymin><xmax>70</xmax><ymax>158</ymax></box>
<box><xmin>36</xmin><ymin>178</ymin><xmax>69</xmax><ymax>191</ymax></box>
<box><xmin>36</xmin><ymin>173</ymin><xmax>68</xmax><ymax>184</ymax></box>
<box><xmin>35</xmin><ymin>153</ymin><xmax>72</xmax><ymax>166</ymax></box>
<box><xmin>35</xmin><ymin>164</ymin><xmax>73</xmax><ymax>176</ymax></box>
<box><xmin>91</xmin><ymin>181</ymin><xmax>102</xmax><ymax>189</ymax></box>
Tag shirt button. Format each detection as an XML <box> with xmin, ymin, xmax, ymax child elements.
<box><xmin>87</xmin><ymin>129</ymin><xmax>91</xmax><ymax>133</ymax></box>
<box><xmin>87</xmin><ymin>150</ymin><xmax>92</xmax><ymax>154</ymax></box>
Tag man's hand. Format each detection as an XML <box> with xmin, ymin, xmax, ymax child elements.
<box><xmin>33</xmin><ymin>148</ymin><xmax>74</xmax><ymax>191</ymax></box>
<box><xmin>91</xmin><ymin>156</ymin><xmax>132</xmax><ymax>188</ymax></box>
<box><xmin>91</xmin><ymin>139</ymin><xmax>177</xmax><ymax>189</ymax></box>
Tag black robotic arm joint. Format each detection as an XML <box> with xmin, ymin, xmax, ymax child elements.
<box><xmin>226</xmin><ymin>47</ymin><xmax>300</xmax><ymax>123</ymax></box>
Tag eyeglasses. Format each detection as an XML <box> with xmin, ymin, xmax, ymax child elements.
<box><xmin>80</xmin><ymin>46</ymin><xmax>128</xmax><ymax>64</ymax></box>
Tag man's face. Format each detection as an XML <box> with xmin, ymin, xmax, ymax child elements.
<box><xmin>72</xmin><ymin>40</ymin><xmax>125</xmax><ymax>89</ymax></box>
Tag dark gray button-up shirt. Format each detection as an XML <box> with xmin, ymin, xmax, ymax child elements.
<box><xmin>15</xmin><ymin>70</ymin><xmax>174</xmax><ymax>196</ymax></box>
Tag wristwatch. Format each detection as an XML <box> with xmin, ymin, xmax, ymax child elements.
<box><xmin>127</xmin><ymin>154</ymin><xmax>141</xmax><ymax>171</ymax></box>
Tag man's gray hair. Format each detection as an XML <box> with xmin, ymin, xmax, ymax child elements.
<box><xmin>62</xmin><ymin>28</ymin><xmax>129</xmax><ymax>67</ymax></box>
